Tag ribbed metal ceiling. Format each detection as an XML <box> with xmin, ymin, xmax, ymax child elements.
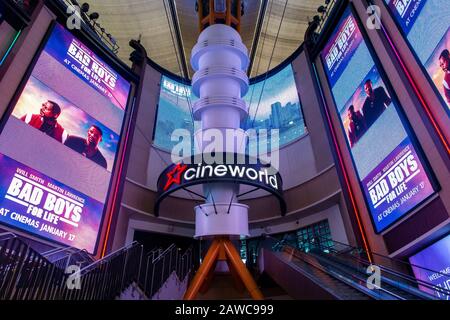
<box><xmin>75</xmin><ymin>0</ymin><xmax>330</xmax><ymax>78</ymax></box>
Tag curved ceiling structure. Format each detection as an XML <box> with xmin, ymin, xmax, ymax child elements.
<box><xmin>69</xmin><ymin>0</ymin><xmax>334</xmax><ymax>78</ymax></box>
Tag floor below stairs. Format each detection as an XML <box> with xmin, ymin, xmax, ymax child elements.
<box><xmin>195</xmin><ymin>273</ymin><xmax>293</xmax><ymax>300</ymax></box>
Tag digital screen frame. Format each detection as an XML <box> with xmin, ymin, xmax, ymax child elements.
<box><xmin>153</xmin><ymin>63</ymin><xmax>306</xmax><ymax>153</ymax></box>
<box><xmin>0</xmin><ymin>21</ymin><xmax>133</xmax><ymax>254</ymax></box>
<box><xmin>318</xmin><ymin>4</ymin><xmax>437</xmax><ymax>234</ymax></box>
<box><xmin>380</xmin><ymin>0</ymin><xmax>450</xmax><ymax>115</ymax></box>
<box><xmin>0</xmin><ymin>28</ymin><xmax>21</xmax><ymax>66</ymax></box>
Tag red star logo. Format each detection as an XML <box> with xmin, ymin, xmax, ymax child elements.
<box><xmin>164</xmin><ymin>163</ymin><xmax>188</xmax><ymax>191</ymax></box>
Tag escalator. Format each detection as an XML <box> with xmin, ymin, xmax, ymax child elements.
<box><xmin>304</xmin><ymin>248</ymin><xmax>425</xmax><ymax>300</ymax></box>
<box><xmin>259</xmin><ymin>236</ymin><xmax>450</xmax><ymax>300</ymax></box>
<box><xmin>263</xmin><ymin>249</ymin><xmax>373</xmax><ymax>299</ymax></box>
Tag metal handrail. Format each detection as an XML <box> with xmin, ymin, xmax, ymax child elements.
<box><xmin>75</xmin><ymin>241</ymin><xmax>140</xmax><ymax>276</ymax></box>
<box><xmin>1</xmin><ymin>231</ymin><xmax>196</xmax><ymax>300</ymax></box>
<box><xmin>307</xmin><ymin>238</ymin><xmax>450</xmax><ymax>298</ymax></box>
<box><xmin>152</xmin><ymin>244</ymin><xmax>176</xmax><ymax>263</ymax></box>
<box><xmin>0</xmin><ymin>235</ymin><xmax>66</xmax><ymax>300</ymax></box>
<box><xmin>301</xmin><ymin>246</ymin><xmax>437</xmax><ymax>300</ymax></box>
<box><xmin>42</xmin><ymin>246</ymin><xmax>77</xmax><ymax>258</ymax></box>
<box><xmin>268</xmin><ymin>234</ymin><xmax>449</xmax><ymax>299</ymax></box>
<box><xmin>278</xmin><ymin>240</ymin><xmax>433</xmax><ymax>300</ymax></box>
<box><xmin>313</xmin><ymin>235</ymin><xmax>450</xmax><ymax>280</ymax></box>
<box><xmin>50</xmin><ymin>248</ymin><xmax>95</xmax><ymax>271</ymax></box>
<box><xmin>140</xmin><ymin>244</ymin><xmax>194</xmax><ymax>299</ymax></box>
<box><xmin>325</xmin><ymin>246</ymin><xmax>446</xmax><ymax>293</ymax></box>
<box><xmin>280</xmin><ymin>246</ymin><xmax>392</xmax><ymax>300</ymax></box>
<box><xmin>310</xmin><ymin>234</ymin><xmax>450</xmax><ymax>290</ymax></box>
<box><xmin>0</xmin><ymin>232</ymin><xmax>18</xmax><ymax>241</ymax></box>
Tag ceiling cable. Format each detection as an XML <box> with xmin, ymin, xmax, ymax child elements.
<box><xmin>247</xmin><ymin>0</ymin><xmax>270</xmax><ymax>77</ymax></box>
<box><xmin>162</xmin><ymin>0</ymin><xmax>197</xmax><ymax>132</ymax></box>
<box><xmin>226</xmin><ymin>0</ymin><xmax>277</xmax><ymax>211</ymax></box>
<box><xmin>228</xmin><ymin>0</ymin><xmax>289</xmax><ymax>217</ymax></box>
<box><xmin>207</xmin><ymin>181</ymin><xmax>219</xmax><ymax>215</ymax></box>
<box><xmin>244</xmin><ymin>0</ymin><xmax>275</xmax><ymax>131</ymax></box>
<box><xmin>134</xmin><ymin>123</ymin><xmax>209</xmax><ymax>217</ymax></box>
<box><xmin>233</xmin><ymin>0</ymin><xmax>276</xmax><ymax>164</ymax></box>
<box><xmin>249</xmin><ymin>0</ymin><xmax>289</xmax><ymax>131</ymax></box>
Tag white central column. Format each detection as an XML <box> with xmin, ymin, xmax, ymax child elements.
<box><xmin>191</xmin><ymin>24</ymin><xmax>250</xmax><ymax>238</ymax></box>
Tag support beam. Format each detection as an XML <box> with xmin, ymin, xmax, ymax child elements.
<box><xmin>184</xmin><ymin>237</ymin><xmax>263</xmax><ymax>300</ymax></box>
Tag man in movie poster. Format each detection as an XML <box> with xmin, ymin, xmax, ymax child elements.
<box><xmin>64</xmin><ymin>125</ymin><xmax>107</xmax><ymax>169</ymax></box>
<box><xmin>347</xmin><ymin>104</ymin><xmax>367</xmax><ymax>147</ymax></box>
<box><xmin>20</xmin><ymin>100</ymin><xmax>68</xmax><ymax>143</ymax></box>
<box><xmin>361</xmin><ymin>79</ymin><xmax>392</xmax><ymax>128</ymax></box>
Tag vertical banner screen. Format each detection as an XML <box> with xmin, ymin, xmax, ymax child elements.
<box><xmin>0</xmin><ymin>23</ymin><xmax>131</xmax><ymax>253</ymax></box>
<box><xmin>320</xmin><ymin>7</ymin><xmax>435</xmax><ymax>233</ymax></box>
<box><xmin>384</xmin><ymin>0</ymin><xmax>450</xmax><ymax>112</ymax></box>
<box><xmin>154</xmin><ymin>75</ymin><xmax>199</xmax><ymax>152</ymax></box>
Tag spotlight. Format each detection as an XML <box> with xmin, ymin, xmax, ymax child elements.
<box><xmin>81</xmin><ymin>3</ymin><xmax>90</xmax><ymax>13</ymax></box>
<box><xmin>317</xmin><ymin>5</ymin><xmax>326</xmax><ymax>14</ymax></box>
<box><xmin>89</xmin><ymin>12</ymin><xmax>99</xmax><ymax>20</ymax></box>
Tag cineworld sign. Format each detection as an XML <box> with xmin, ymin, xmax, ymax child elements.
<box><xmin>155</xmin><ymin>154</ymin><xmax>286</xmax><ymax>217</ymax></box>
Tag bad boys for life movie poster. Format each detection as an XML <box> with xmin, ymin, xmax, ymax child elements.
<box><xmin>320</xmin><ymin>7</ymin><xmax>434</xmax><ymax>233</ymax></box>
<box><xmin>0</xmin><ymin>154</ymin><xmax>103</xmax><ymax>253</ymax></box>
<box><xmin>385</xmin><ymin>0</ymin><xmax>450</xmax><ymax>111</ymax></box>
<box><xmin>0</xmin><ymin>23</ymin><xmax>131</xmax><ymax>253</ymax></box>
<box><xmin>45</xmin><ymin>23</ymin><xmax>130</xmax><ymax>110</ymax></box>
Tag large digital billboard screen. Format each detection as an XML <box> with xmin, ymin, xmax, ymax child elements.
<box><xmin>243</xmin><ymin>64</ymin><xmax>305</xmax><ymax>149</ymax></box>
<box><xmin>154</xmin><ymin>64</ymin><xmax>306</xmax><ymax>152</ymax></box>
<box><xmin>384</xmin><ymin>0</ymin><xmax>450</xmax><ymax>112</ymax></box>
<box><xmin>320</xmin><ymin>7</ymin><xmax>435</xmax><ymax>233</ymax></box>
<box><xmin>154</xmin><ymin>75</ymin><xmax>199</xmax><ymax>152</ymax></box>
<box><xmin>409</xmin><ymin>234</ymin><xmax>450</xmax><ymax>300</ymax></box>
<box><xmin>0</xmin><ymin>23</ymin><xmax>131</xmax><ymax>253</ymax></box>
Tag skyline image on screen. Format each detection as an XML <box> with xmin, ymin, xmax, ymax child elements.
<box><xmin>154</xmin><ymin>64</ymin><xmax>306</xmax><ymax>153</ymax></box>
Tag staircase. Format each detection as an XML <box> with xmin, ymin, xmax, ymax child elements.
<box><xmin>0</xmin><ymin>232</ymin><xmax>194</xmax><ymax>300</ymax></box>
